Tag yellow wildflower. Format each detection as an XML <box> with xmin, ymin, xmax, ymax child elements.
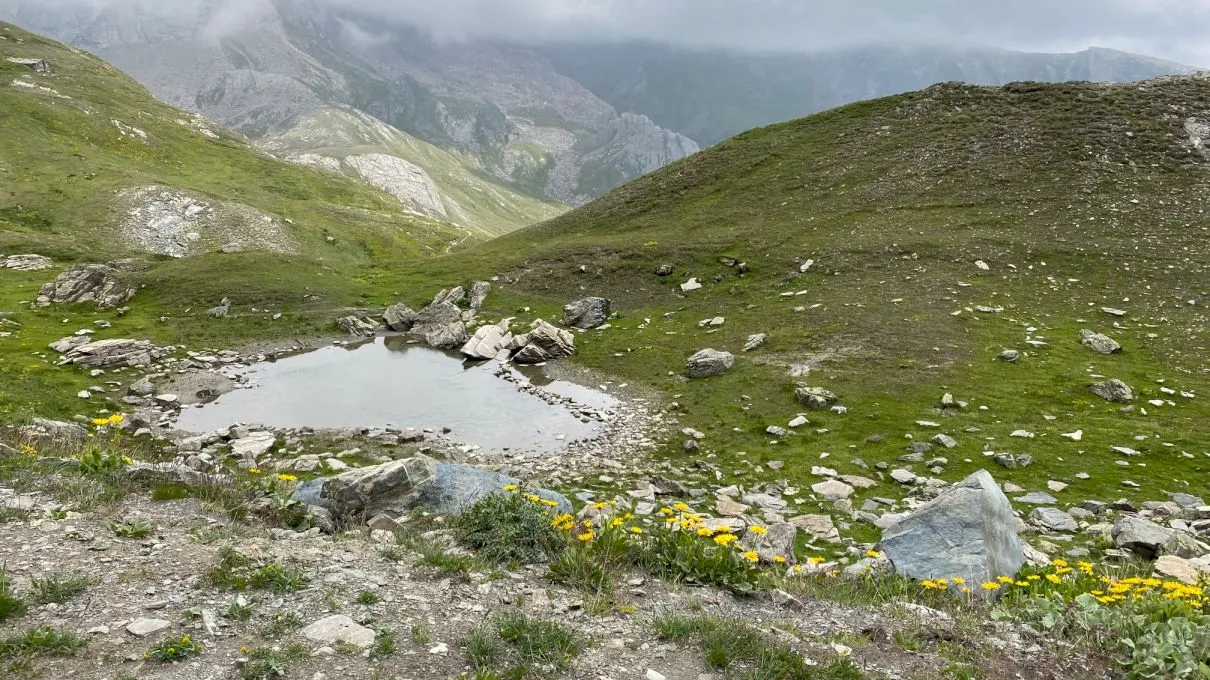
<box><xmin>502</xmin><ymin>484</ymin><xmax>519</xmax><ymax>492</ymax></box>
<box><xmin>808</xmin><ymin>557</ymin><xmax>825</xmax><ymax>565</ymax></box>
<box><xmin>982</xmin><ymin>582</ymin><xmax>1001</xmax><ymax>591</ymax></box>
<box><xmin>18</xmin><ymin>444</ymin><xmax>37</xmax><ymax>457</ymax></box>
<box><xmin>277</xmin><ymin>473</ymin><xmax>297</xmax><ymax>482</ymax></box>
<box><xmin>774</xmin><ymin>556</ymin><xmax>786</xmax><ymax>564</ymax></box>
<box><xmin>660</xmin><ymin>507</ymin><xmax>673</xmax><ymax>516</ymax></box>
<box><xmin>951</xmin><ymin>577</ymin><xmax>965</xmax><ymax>585</ymax></box>
<box><xmin>108</xmin><ymin>414</ymin><xmax>124</xmax><ymax>424</ymax></box>
<box><xmin>1027</xmin><ymin>574</ymin><xmax>1042</xmax><ymax>581</ymax></box>
<box><xmin>630</xmin><ymin>527</ymin><xmax>643</xmax><ymax>535</ymax></box>
<box><xmin>248</xmin><ymin>468</ymin><xmax>262</xmax><ymax>475</ymax></box>
<box><xmin>866</xmin><ymin>550</ymin><xmax>881</xmax><ymax>559</ymax></box>
<box><xmin>713</xmin><ymin>534</ymin><xmax>738</xmax><ymax>546</ymax></box>
<box><xmin>91</xmin><ymin>418</ymin><xmax>109</xmax><ymax>426</ymax></box>
<box><xmin>742</xmin><ymin>551</ymin><xmax>760</xmax><ymax>563</ymax></box>
<box><xmin>1015</xmin><ymin>581</ymin><xmax>1030</xmax><ymax>587</ymax></box>
<box><xmin>593</xmin><ymin>501</ymin><xmax>608</xmax><ymax>510</ymax></box>
<box><xmin>696</xmin><ymin>527</ymin><xmax>714</xmax><ymax>537</ymax></box>
<box><xmin>577</xmin><ymin>531</ymin><xmax>594</xmax><ymax>543</ymax></box>
<box><xmin>921</xmin><ymin>580</ymin><xmax>937</xmax><ymax>589</ymax></box>
<box><xmin>673</xmin><ymin>502</ymin><xmax>690</xmax><ymax>512</ymax></box>
<box><xmin>1045</xmin><ymin>574</ymin><xmax>1062</xmax><ymax>585</ymax></box>
<box><xmin>997</xmin><ymin>576</ymin><xmax>1014</xmax><ymax>584</ymax></box>
<box><xmin>748</xmin><ymin>526</ymin><xmax>768</xmax><ymax>536</ymax></box>
<box><xmin>121</xmin><ymin>456</ymin><xmax>134</xmax><ymax>466</ymax></box>
<box><xmin>1052</xmin><ymin>558</ymin><xmax>1068</xmax><ymax>568</ymax></box>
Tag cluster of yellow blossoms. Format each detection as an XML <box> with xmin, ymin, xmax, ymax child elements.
<box><xmin>90</xmin><ymin>413</ymin><xmax>126</xmax><ymax>427</ymax></box>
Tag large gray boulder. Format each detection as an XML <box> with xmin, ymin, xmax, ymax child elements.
<box><xmin>36</xmin><ymin>260</ymin><xmax>138</xmax><ymax>309</ymax></box>
<box><xmin>19</xmin><ymin>418</ymin><xmax>88</xmax><ymax>442</ymax></box>
<box><xmin>460</xmin><ymin>323</ymin><xmax>513</xmax><ymax>360</ymax></box>
<box><xmin>1090</xmin><ymin>379</ymin><xmax>1134</xmax><ymax>403</ymax></box>
<box><xmin>411</xmin><ymin>302</ymin><xmax>467</xmax><ymax>349</ymax></box>
<box><xmin>59</xmin><ymin>338</ymin><xmax>173</xmax><ymax>369</ymax></box>
<box><xmin>795</xmin><ymin>386</ymin><xmax>838</xmax><ymax>410</ymax></box>
<box><xmin>880</xmin><ymin>469</ymin><xmax>1025</xmax><ymax>584</ymax></box>
<box><xmin>1080</xmin><ymin>329</ymin><xmax>1121</xmax><ymax>354</ymax></box>
<box><xmin>1112</xmin><ymin>515</ymin><xmax>1173</xmax><ymax>559</ymax></box>
<box><xmin>424</xmin><ymin>323</ymin><xmax>469</xmax><ymax>350</ymax></box>
<box><xmin>512</xmin><ymin>320</ymin><xmax>576</xmax><ymax>364</ymax></box>
<box><xmin>295</xmin><ymin>455</ymin><xmax>571</xmax><ymax>518</ymax></box>
<box><xmin>686</xmin><ymin>348</ymin><xmax>734</xmax><ymax>378</ymax></box>
<box><xmin>383</xmin><ymin>303</ymin><xmax>418</xmax><ymax>332</ymax></box>
<box><xmin>562</xmin><ymin>297</ymin><xmax>611</xmax><ymax>329</ymax></box>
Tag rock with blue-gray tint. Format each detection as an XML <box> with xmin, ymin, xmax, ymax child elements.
<box><xmin>562</xmin><ymin>297</ymin><xmax>611</xmax><ymax>329</ymax></box>
<box><xmin>880</xmin><ymin>469</ymin><xmax>1025</xmax><ymax>584</ymax></box>
<box><xmin>295</xmin><ymin>455</ymin><xmax>571</xmax><ymax>519</ymax></box>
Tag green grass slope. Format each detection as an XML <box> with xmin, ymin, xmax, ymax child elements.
<box><xmin>0</xmin><ymin>22</ymin><xmax>475</xmax><ymax>415</ymax></box>
<box><xmin>386</xmin><ymin>76</ymin><xmax>1210</xmax><ymax>536</ymax></box>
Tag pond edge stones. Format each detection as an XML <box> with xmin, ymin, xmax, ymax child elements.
<box><xmin>880</xmin><ymin>469</ymin><xmax>1025</xmax><ymax>584</ymax></box>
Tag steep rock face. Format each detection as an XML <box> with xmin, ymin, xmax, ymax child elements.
<box><xmin>340</xmin><ymin>153</ymin><xmax>456</xmax><ymax>222</ymax></box>
<box><xmin>116</xmin><ymin>186</ymin><xmax>296</xmax><ymax>257</ymax></box>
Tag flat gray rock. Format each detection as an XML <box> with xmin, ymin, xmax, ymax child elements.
<box><xmin>1030</xmin><ymin>507</ymin><xmax>1078</xmax><ymax>532</ymax></box>
<box><xmin>686</xmin><ymin>348</ymin><xmax>734</xmax><ymax>378</ymax></box>
<box><xmin>301</xmin><ymin>615</ymin><xmax>376</xmax><ymax>649</ymax></box>
<box><xmin>1014</xmin><ymin>492</ymin><xmax>1058</xmax><ymax>505</ymax></box>
<box><xmin>126</xmin><ymin>618</ymin><xmax>171</xmax><ymax>637</ymax></box>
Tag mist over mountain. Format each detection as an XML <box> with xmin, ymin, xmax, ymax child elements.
<box><xmin>1</xmin><ymin>0</ymin><xmax>1198</xmax><ymax>206</ymax></box>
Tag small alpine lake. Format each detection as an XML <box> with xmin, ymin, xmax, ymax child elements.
<box><xmin>174</xmin><ymin>335</ymin><xmax>618</xmax><ymax>453</ymax></box>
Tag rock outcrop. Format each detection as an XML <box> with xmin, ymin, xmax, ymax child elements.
<box><xmin>468</xmin><ymin>281</ymin><xmax>491</xmax><ymax>310</ymax></box>
<box><xmin>36</xmin><ymin>260</ymin><xmax>138</xmax><ymax>309</ymax></box>
<box><xmin>410</xmin><ymin>301</ymin><xmax>467</xmax><ymax>349</ymax></box>
<box><xmin>336</xmin><ymin>315</ymin><xmax>379</xmax><ymax>337</ymax></box>
<box><xmin>880</xmin><ymin>470</ymin><xmax>1026</xmax><ymax>584</ymax></box>
<box><xmin>55</xmin><ymin>338</ymin><xmax>173</xmax><ymax>369</ymax></box>
<box><xmin>686</xmin><ymin>349</ymin><xmax>734</xmax><ymax>378</ymax></box>
<box><xmin>512</xmin><ymin>320</ymin><xmax>576</xmax><ymax>364</ymax></box>
<box><xmin>2</xmin><ymin>254</ymin><xmax>52</xmax><ymax>271</ymax></box>
<box><xmin>795</xmin><ymin>386</ymin><xmax>838</xmax><ymax>410</ymax></box>
<box><xmin>460</xmin><ymin>322</ymin><xmax>513</xmax><ymax>360</ymax></box>
<box><xmin>562</xmin><ymin>297</ymin><xmax>611</xmax><ymax>329</ymax></box>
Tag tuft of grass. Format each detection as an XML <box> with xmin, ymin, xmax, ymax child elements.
<box><xmin>464</xmin><ymin>625</ymin><xmax>504</xmax><ymax>670</ymax></box>
<box><xmin>370</xmin><ymin>628</ymin><xmax>397</xmax><ymax>658</ymax></box>
<box><xmin>205</xmin><ymin>550</ymin><xmax>310</xmax><ymax>593</ymax></box>
<box><xmin>356</xmin><ymin>590</ymin><xmax>380</xmax><ymax>605</ymax></box>
<box><xmin>652</xmin><ymin>615</ymin><xmax>866</xmax><ymax>680</ymax></box>
<box><xmin>224</xmin><ymin>600</ymin><xmax>254</xmax><ymax>621</ymax></box>
<box><xmin>241</xmin><ymin>644</ymin><xmax>310</xmax><ymax>680</ymax></box>
<box><xmin>0</xmin><ymin>626</ymin><xmax>86</xmax><ymax>658</ymax></box>
<box><xmin>30</xmin><ymin>571</ymin><xmax>91</xmax><ymax>605</ymax></box>
<box><xmin>260</xmin><ymin>611</ymin><xmax>303</xmax><ymax>638</ymax></box>
<box><xmin>453</xmin><ymin>492</ymin><xmax>566</xmax><ymax>565</ymax></box>
<box><xmin>378</xmin><ymin>545</ymin><xmax>407</xmax><ymax>562</ymax></box>
<box><xmin>0</xmin><ymin>508</ymin><xmax>29</xmax><ymax>524</ymax></box>
<box><xmin>0</xmin><ymin>566</ymin><xmax>26</xmax><ymax>623</ymax></box>
<box><xmin>417</xmin><ymin>545</ymin><xmax>484</xmax><ymax>577</ymax></box>
<box><xmin>109</xmin><ymin>519</ymin><xmax>153</xmax><ymax>539</ymax></box>
<box><xmin>493</xmin><ymin>611</ymin><xmax>584</xmax><ymax>670</ymax></box>
<box><xmin>410</xmin><ymin>625</ymin><xmax>432</xmax><ymax>645</ymax></box>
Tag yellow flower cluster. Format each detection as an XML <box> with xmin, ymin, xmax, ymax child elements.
<box><xmin>90</xmin><ymin>413</ymin><xmax>125</xmax><ymax>427</ymax></box>
<box><xmin>502</xmin><ymin>484</ymin><xmax>560</xmax><ymax>508</ymax></box>
<box><xmin>919</xmin><ymin>577</ymin><xmax>971</xmax><ymax>594</ymax></box>
<box><xmin>277</xmin><ymin>473</ymin><xmax>297</xmax><ymax>482</ymax></box>
<box><xmin>976</xmin><ymin>558</ymin><xmax>1206</xmax><ymax>611</ymax></box>
<box><xmin>18</xmin><ymin>443</ymin><xmax>37</xmax><ymax>457</ymax></box>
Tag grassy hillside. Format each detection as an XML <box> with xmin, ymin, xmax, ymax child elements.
<box><xmin>382</xmin><ymin>76</ymin><xmax>1210</xmax><ymax>539</ymax></box>
<box><xmin>0</xmin><ymin>22</ymin><xmax>474</xmax><ymax>415</ymax></box>
<box><xmin>257</xmin><ymin>106</ymin><xmax>564</xmax><ymax>236</ymax></box>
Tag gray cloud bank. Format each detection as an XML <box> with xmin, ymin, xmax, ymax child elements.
<box><xmin>6</xmin><ymin>0</ymin><xmax>1210</xmax><ymax>65</ymax></box>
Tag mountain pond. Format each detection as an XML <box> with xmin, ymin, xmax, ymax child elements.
<box><xmin>173</xmin><ymin>335</ymin><xmax>618</xmax><ymax>453</ymax></box>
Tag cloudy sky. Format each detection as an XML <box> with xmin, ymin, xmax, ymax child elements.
<box><xmin>356</xmin><ymin>0</ymin><xmax>1210</xmax><ymax>65</ymax></box>
<box><xmin>4</xmin><ymin>0</ymin><xmax>1209</xmax><ymax>65</ymax></box>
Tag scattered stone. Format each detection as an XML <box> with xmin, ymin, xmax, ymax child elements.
<box><xmin>932</xmin><ymin>434</ymin><xmax>957</xmax><ymax>449</ymax></box>
<box><xmin>301</xmin><ymin>615</ymin><xmax>376</xmax><ymax>649</ymax></box>
<box><xmin>742</xmin><ymin>333</ymin><xmax>767</xmax><ymax>352</ymax></box>
<box><xmin>680</xmin><ymin>278</ymin><xmax>702</xmax><ymax>292</ymax></box>
<box><xmin>993</xmin><ymin>453</ymin><xmax>1033</xmax><ymax>469</ymax></box>
<box><xmin>125</xmin><ymin>618</ymin><xmax>171</xmax><ymax>637</ymax></box>
<box><xmin>1101</xmin><ymin>307</ymin><xmax>1128</xmax><ymax>317</ymax></box>
<box><xmin>1154</xmin><ymin>555</ymin><xmax>1202</xmax><ymax>584</ymax></box>
<box><xmin>1030</xmin><ymin>507</ymin><xmax>1078</xmax><ymax>532</ymax></box>
<box><xmin>1047</xmin><ymin>480</ymin><xmax>1068</xmax><ymax>493</ymax></box>
<box><xmin>999</xmin><ymin>349</ymin><xmax>1020</xmax><ymax>362</ymax></box>
<box><xmin>788</xmin><ymin>514</ymin><xmax>840</xmax><ymax>542</ymax></box>
<box><xmin>207</xmin><ymin>297</ymin><xmax>232</xmax><ymax>318</ymax></box>
<box><xmin>1061</xmin><ymin>430</ymin><xmax>1083</xmax><ymax>441</ymax></box>
<box><xmin>655</xmin><ymin>264</ymin><xmax>673</xmax><ymax>276</ymax></box>
<box><xmin>765</xmin><ymin>425</ymin><xmax>788</xmax><ymax>437</ymax></box>
<box><xmin>686</xmin><ymin>349</ymin><xmax>734</xmax><ymax>378</ymax></box>
<box><xmin>794</xmin><ymin>386</ymin><xmax>837</xmax><ymax>410</ymax></box>
<box><xmin>1090</xmin><ymin>379</ymin><xmax>1135</xmax><ymax>403</ymax></box>
<box><xmin>1112</xmin><ymin>516</ymin><xmax>1172</xmax><ymax>559</ymax></box>
<box><xmin>788</xmin><ymin>415</ymin><xmax>808</xmax><ymax>428</ymax></box>
<box><xmin>1014</xmin><ymin>492</ymin><xmax>1057</xmax><ymax>505</ymax></box>
<box><xmin>880</xmin><ymin>470</ymin><xmax>1026</xmax><ymax>584</ymax></box>
<box><xmin>811</xmin><ymin>480</ymin><xmax>855</xmax><ymax>501</ymax></box>
<box><xmin>1080</xmin><ymin>329</ymin><xmax>1121</xmax><ymax>354</ymax></box>
<box><xmin>57</xmin><ymin>338</ymin><xmax>173</xmax><ymax>369</ymax></box>
<box><xmin>562</xmin><ymin>297</ymin><xmax>611</xmax><ymax>329</ymax></box>
<box><xmin>890</xmin><ymin>469</ymin><xmax>917</xmax><ymax>485</ymax></box>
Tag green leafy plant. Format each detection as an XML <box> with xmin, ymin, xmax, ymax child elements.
<box><xmin>205</xmin><ymin>550</ymin><xmax>310</xmax><ymax>593</ymax></box>
<box><xmin>356</xmin><ymin>590</ymin><xmax>380</xmax><ymax>605</ymax></box>
<box><xmin>109</xmin><ymin>519</ymin><xmax>153</xmax><ymax>538</ymax></box>
<box><xmin>453</xmin><ymin>491</ymin><xmax>565</xmax><ymax>565</ymax></box>
<box><xmin>0</xmin><ymin>566</ymin><xmax>26</xmax><ymax>623</ymax></box>
<box><xmin>260</xmin><ymin>611</ymin><xmax>303</xmax><ymax>638</ymax></box>
<box><xmin>224</xmin><ymin>600</ymin><xmax>254</xmax><ymax>621</ymax></box>
<box><xmin>241</xmin><ymin>644</ymin><xmax>309</xmax><ymax>680</ymax></box>
<box><xmin>145</xmin><ymin>634</ymin><xmax>203</xmax><ymax>662</ymax></box>
<box><xmin>370</xmin><ymin>628</ymin><xmax>397</xmax><ymax>658</ymax></box>
<box><xmin>0</xmin><ymin>626</ymin><xmax>85</xmax><ymax>658</ymax></box>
